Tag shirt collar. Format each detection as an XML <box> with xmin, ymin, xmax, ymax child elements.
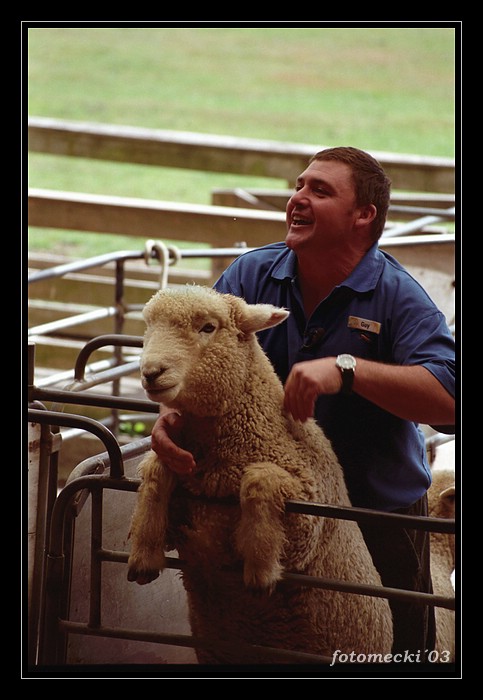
<box><xmin>340</xmin><ymin>242</ymin><xmax>384</xmax><ymax>293</ymax></box>
<box><xmin>270</xmin><ymin>246</ymin><xmax>298</xmax><ymax>280</ymax></box>
<box><xmin>270</xmin><ymin>242</ymin><xmax>383</xmax><ymax>293</ymax></box>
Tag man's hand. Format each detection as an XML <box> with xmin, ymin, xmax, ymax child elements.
<box><xmin>151</xmin><ymin>410</ymin><xmax>196</xmax><ymax>474</ymax></box>
<box><xmin>283</xmin><ymin>357</ymin><xmax>342</xmax><ymax>422</ymax></box>
<box><xmin>284</xmin><ymin>357</ymin><xmax>455</xmax><ymax>427</ymax></box>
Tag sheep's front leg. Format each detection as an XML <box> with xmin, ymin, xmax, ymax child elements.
<box><xmin>127</xmin><ymin>451</ymin><xmax>176</xmax><ymax>585</ymax></box>
<box><xmin>235</xmin><ymin>463</ymin><xmax>302</xmax><ymax>593</ymax></box>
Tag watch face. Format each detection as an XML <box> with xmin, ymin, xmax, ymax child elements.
<box><xmin>337</xmin><ymin>354</ymin><xmax>356</xmax><ymax>370</ymax></box>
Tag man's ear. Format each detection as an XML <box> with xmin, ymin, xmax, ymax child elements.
<box><xmin>355</xmin><ymin>204</ymin><xmax>377</xmax><ymax>228</ymax></box>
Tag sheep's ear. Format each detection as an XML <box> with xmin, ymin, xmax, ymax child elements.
<box><xmin>440</xmin><ymin>484</ymin><xmax>456</xmax><ymax>505</ymax></box>
<box><xmin>238</xmin><ymin>303</ymin><xmax>290</xmax><ymax>334</ymax></box>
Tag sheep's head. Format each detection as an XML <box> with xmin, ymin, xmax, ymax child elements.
<box><xmin>428</xmin><ymin>469</ymin><xmax>456</xmax><ymax>521</ymax></box>
<box><xmin>428</xmin><ymin>468</ymin><xmax>456</xmax><ymax>568</ymax></box>
<box><xmin>140</xmin><ymin>285</ymin><xmax>289</xmax><ymax>416</ymax></box>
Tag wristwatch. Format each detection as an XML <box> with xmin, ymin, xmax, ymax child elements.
<box><xmin>336</xmin><ymin>354</ymin><xmax>357</xmax><ymax>395</ymax></box>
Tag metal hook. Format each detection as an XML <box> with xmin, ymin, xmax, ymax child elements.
<box><xmin>144</xmin><ymin>240</ymin><xmax>182</xmax><ymax>289</ymax></box>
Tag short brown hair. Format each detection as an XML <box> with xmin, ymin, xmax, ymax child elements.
<box><xmin>309</xmin><ymin>146</ymin><xmax>391</xmax><ymax>241</ymax></box>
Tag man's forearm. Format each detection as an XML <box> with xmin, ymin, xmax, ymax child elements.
<box><xmin>353</xmin><ymin>360</ymin><xmax>455</xmax><ymax>426</ymax></box>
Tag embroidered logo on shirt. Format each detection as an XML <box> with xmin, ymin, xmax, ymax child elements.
<box><xmin>347</xmin><ymin>316</ymin><xmax>381</xmax><ymax>335</ymax></box>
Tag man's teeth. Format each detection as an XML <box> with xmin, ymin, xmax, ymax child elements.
<box><xmin>293</xmin><ymin>217</ymin><xmax>311</xmax><ymax>225</ymax></box>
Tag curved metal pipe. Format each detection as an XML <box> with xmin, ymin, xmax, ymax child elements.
<box><xmin>73</xmin><ymin>334</ymin><xmax>143</xmax><ymax>381</ymax></box>
<box><xmin>27</xmin><ymin>409</ymin><xmax>124</xmax><ymax>479</ymax></box>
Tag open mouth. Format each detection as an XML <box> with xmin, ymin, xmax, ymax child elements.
<box><xmin>291</xmin><ymin>216</ymin><xmax>313</xmax><ymax>226</ymax></box>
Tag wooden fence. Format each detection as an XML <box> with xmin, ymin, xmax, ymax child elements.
<box><xmin>28</xmin><ymin>116</ymin><xmax>455</xmax><ymax>192</ymax></box>
<box><xmin>28</xmin><ymin>117</ymin><xmax>456</xmax><ymax>383</ymax></box>
<box><xmin>28</xmin><ymin>116</ymin><xmax>455</xmax><ymax>250</ymax></box>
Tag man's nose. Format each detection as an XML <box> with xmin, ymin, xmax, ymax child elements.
<box><xmin>289</xmin><ymin>187</ymin><xmax>308</xmax><ymax>206</ymax></box>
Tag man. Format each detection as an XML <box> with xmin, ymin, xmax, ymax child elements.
<box><xmin>151</xmin><ymin>147</ymin><xmax>456</xmax><ymax>659</ymax></box>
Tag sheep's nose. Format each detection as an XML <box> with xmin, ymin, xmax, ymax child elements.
<box><xmin>142</xmin><ymin>368</ymin><xmax>165</xmax><ymax>383</ymax></box>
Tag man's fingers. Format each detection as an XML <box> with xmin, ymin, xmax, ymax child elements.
<box><xmin>151</xmin><ymin>412</ymin><xmax>197</xmax><ymax>474</ymax></box>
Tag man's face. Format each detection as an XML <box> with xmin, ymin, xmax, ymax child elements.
<box><xmin>285</xmin><ymin>159</ymin><xmax>360</xmax><ymax>254</ymax></box>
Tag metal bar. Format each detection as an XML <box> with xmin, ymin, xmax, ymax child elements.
<box><xmin>89</xmin><ymin>489</ymin><xmax>103</xmax><ymax>628</ymax></box>
<box><xmin>280</xmin><ymin>572</ymin><xmax>455</xmax><ymax>610</ymax></box>
<box><xmin>40</xmin><ymin>552</ymin><xmax>65</xmax><ymax>664</ymax></box>
<box><xmin>27</xmin><ymin>235</ymin><xmax>455</xmax><ymax>286</ymax></box>
<box><xmin>34</xmin><ymin>356</ymin><xmax>130</xmax><ymax>388</ymax></box>
<box><xmin>27</xmin><ymin>409</ymin><xmax>125</xmax><ymax>479</ymax></box>
<box><xmin>379</xmin><ymin>233</ymin><xmax>455</xmax><ymax>250</ymax></box>
<box><xmin>388</xmin><ymin>204</ymin><xmax>456</xmax><ymax>219</ymax></box>
<box><xmin>111</xmin><ymin>259</ymin><xmax>127</xmax><ymax>435</ymax></box>
<box><xmin>382</xmin><ymin>208</ymin><xmax>456</xmax><ymax>238</ymax></box>
<box><xmin>61</xmin><ymin>360</ymin><xmax>140</xmax><ymax>392</ymax></box>
<box><xmin>212</xmin><ymin>188</ymin><xmax>455</xmax><ymax>212</ymax></box>
<box><xmin>58</xmin><ymin>620</ymin><xmax>333</xmax><ymax>664</ymax></box>
<box><xmin>35</xmin><ymin>357</ymin><xmax>141</xmax><ymax>390</ymax></box>
<box><xmin>171</xmin><ymin>489</ymin><xmax>455</xmax><ymax>534</ymax></box>
<box><xmin>73</xmin><ymin>334</ymin><xmax>143</xmax><ymax>381</ymax></box>
<box><xmin>28</xmin><ymin>306</ymin><xmax>117</xmax><ymax>337</ymax></box>
<box><xmin>29</xmin><ymin>386</ymin><xmax>158</xmax><ymax>414</ymax></box>
<box><xmin>151</xmin><ymin>237</ymin><xmax>454</xmax><ymax>259</ymax></box>
<box><xmin>285</xmin><ymin>500</ymin><xmax>455</xmax><ymax>534</ymax></box>
<box><xmin>28</xmin><ymin>250</ymin><xmax>143</xmax><ymax>284</ymax></box>
<box><xmin>47</xmin><ymin>476</ymin><xmax>139</xmax><ymax>558</ymax></box>
<box><xmin>28</xmin><ymin>422</ymin><xmax>55</xmax><ymax>665</ymax></box>
<box><xmin>31</xmin><ymin>234</ymin><xmax>454</xmax><ymax>286</ymax></box>
<box><xmin>98</xmin><ymin>549</ymin><xmax>455</xmax><ymax>610</ymax></box>
<box><xmin>57</xmin><ymin>504</ymin><xmax>76</xmax><ymax>664</ymax></box>
<box><xmin>27</xmin><ymin>246</ymin><xmax>251</xmax><ymax>286</ymax></box>
<box><xmin>230</xmin><ymin>187</ymin><xmax>281</xmax><ymax>211</ymax></box>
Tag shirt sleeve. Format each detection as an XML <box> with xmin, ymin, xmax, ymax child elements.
<box><xmin>392</xmin><ymin>306</ymin><xmax>455</xmax><ymax>434</ymax></box>
<box><xmin>213</xmin><ymin>272</ymin><xmax>235</xmax><ymax>295</ymax></box>
<box><xmin>392</xmin><ymin>309</ymin><xmax>454</xmax><ymax>389</ymax></box>
<box><xmin>422</xmin><ymin>315</ymin><xmax>455</xmax><ymax>435</ymax></box>
<box><xmin>213</xmin><ymin>253</ymin><xmax>258</xmax><ymax>301</ymax></box>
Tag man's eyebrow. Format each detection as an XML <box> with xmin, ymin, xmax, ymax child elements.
<box><xmin>295</xmin><ymin>175</ymin><xmax>334</xmax><ymax>190</ymax></box>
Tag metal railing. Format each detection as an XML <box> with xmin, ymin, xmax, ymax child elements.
<box><xmin>27</xmin><ymin>399</ymin><xmax>455</xmax><ymax>667</ymax></box>
<box><xmin>28</xmin><ymin>235</ymin><xmax>455</xmax><ymax>349</ymax></box>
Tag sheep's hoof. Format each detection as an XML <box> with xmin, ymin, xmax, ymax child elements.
<box><xmin>127</xmin><ymin>549</ymin><xmax>165</xmax><ymax>585</ymax></box>
<box><xmin>127</xmin><ymin>566</ymin><xmax>160</xmax><ymax>585</ymax></box>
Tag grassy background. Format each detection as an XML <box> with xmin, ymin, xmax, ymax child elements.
<box><xmin>27</xmin><ymin>25</ymin><xmax>457</xmax><ymax>257</ymax></box>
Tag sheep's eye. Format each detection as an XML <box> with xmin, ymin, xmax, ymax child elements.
<box><xmin>200</xmin><ymin>322</ymin><xmax>216</xmax><ymax>334</ymax></box>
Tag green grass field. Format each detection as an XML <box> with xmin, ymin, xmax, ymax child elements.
<box><xmin>27</xmin><ymin>25</ymin><xmax>457</xmax><ymax>257</ymax></box>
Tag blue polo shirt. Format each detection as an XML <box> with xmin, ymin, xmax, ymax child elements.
<box><xmin>214</xmin><ymin>242</ymin><xmax>455</xmax><ymax>511</ymax></box>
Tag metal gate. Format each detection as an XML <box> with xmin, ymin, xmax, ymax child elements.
<box><xmin>27</xmin><ymin>396</ymin><xmax>455</xmax><ymax>667</ymax></box>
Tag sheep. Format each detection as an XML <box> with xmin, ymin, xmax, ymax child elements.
<box><xmin>127</xmin><ymin>285</ymin><xmax>393</xmax><ymax>664</ymax></box>
<box><xmin>427</xmin><ymin>466</ymin><xmax>456</xmax><ymax>661</ymax></box>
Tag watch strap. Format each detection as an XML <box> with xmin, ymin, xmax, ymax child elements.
<box><xmin>340</xmin><ymin>367</ymin><xmax>354</xmax><ymax>395</ymax></box>
<box><xmin>336</xmin><ymin>354</ymin><xmax>356</xmax><ymax>395</ymax></box>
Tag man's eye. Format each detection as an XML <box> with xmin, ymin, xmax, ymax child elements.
<box><xmin>200</xmin><ymin>323</ymin><xmax>216</xmax><ymax>334</ymax></box>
